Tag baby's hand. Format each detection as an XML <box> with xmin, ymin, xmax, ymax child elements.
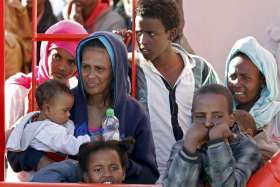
<box><xmin>233</xmin><ymin>110</ymin><xmax>257</xmax><ymax>137</ymax></box>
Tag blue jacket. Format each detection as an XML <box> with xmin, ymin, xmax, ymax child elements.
<box><xmin>71</xmin><ymin>31</ymin><xmax>159</xmax><ymax>184</ymax></box>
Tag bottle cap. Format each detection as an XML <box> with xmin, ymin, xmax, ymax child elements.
<box><xmin>106</xmin><ymin>108</ymin><xmax>114</xmax><ymax>117</ymax></box>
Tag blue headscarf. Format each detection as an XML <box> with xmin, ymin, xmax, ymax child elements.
<box><xmin>224</xmin><ymin>36</ymin><xmax>280</xmax><ymax>129</ymax></box>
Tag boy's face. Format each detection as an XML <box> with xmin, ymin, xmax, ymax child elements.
<box><xmin>45</xmin><ymin>92</ymin><xmax>74</xmax><ymax>125</ymax></box>
<box><xmin>192</xmin><ymin>93</ymin><xmax>231</xmax><ymax>128</ymax></box>
<box><xmin>135</xmin><ymin>16</ymin><xmax>171</xmax><ymax>62</ymax></box>
<box><xmin>84</xmin><ymin>149</ymin><xmax>125</xmax><ymax>184</ymax></box>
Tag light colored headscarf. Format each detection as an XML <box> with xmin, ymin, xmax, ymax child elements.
<box><xmin>224</xmin><ymin>36</ymin><xmax>280</xmax><ymax>129</ymax></box>
<box><xmin>7</xmin><ymin>20</ymin><xmax>88</xmax><ymax>88</ymax></box>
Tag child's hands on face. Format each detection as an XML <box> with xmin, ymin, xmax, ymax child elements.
<box><xmin>183</xmin><ymin>122</ymin><xmax>209</xmax><ymax>153</ymax></box>
<box><xmin>208</xmin><ymin>122</ymin><xmax>233</xmax><ymax>141</ymax></box>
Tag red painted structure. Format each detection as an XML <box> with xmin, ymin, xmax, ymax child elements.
<box><xmin>0</xmin><ymin>0</ymin><xmax>5</xmax><ymax>181</ymax></box>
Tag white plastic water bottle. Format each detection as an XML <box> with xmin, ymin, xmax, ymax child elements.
<box><xmin>102</xmin><ymin>108</ymin><xmax>120</xmax><ymax>141</ymax></box>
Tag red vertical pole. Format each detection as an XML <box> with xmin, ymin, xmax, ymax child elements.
<box><xmin>31</xmin><ymin>0</ymin><xmax>38</xmax><ymax>111</ymax></box>
<box><xmin>131</xmin><ymin>0</ymin><xmax>137</xmax><ymax>97</ymax></box>
<box><xmin>0</xmin><ymin>0</ymin><xmax>5</xmax><ymax>181</ymax></box>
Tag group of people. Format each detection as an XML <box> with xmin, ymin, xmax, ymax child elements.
<box><xmin>4</xmin><ymin>0</ymin><xmax>280</xmax><ymax>186</ymax></box>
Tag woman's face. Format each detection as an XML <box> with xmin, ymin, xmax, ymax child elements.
<box><xmin>84</xmin><ymin>149</ymin><xmax>125</xmax><ymax>184</ymax></box>
<box><xmin>47</xmin><ymin>48</ymin><xmax>76</xmax><ymax>83</ymax></box>
<box><xmin>81</xmin><ymin>47</ymin><xmax>112</xmax><ymax>96</ymax></box>
<box><xmin>227</xmin><ymin>55</ymin><xmax>264</xmax><ymax>108</ymax></box>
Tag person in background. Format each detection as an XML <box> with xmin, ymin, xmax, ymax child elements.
<box><xmin>225</xmin><ymin>36</ymin><xmax>280</xmax><ymax>161</ymax></box>
<box><xmin>5</xmin><ymin>0</ymin><xmax>32</xmax><ymax>74</ymax></box>
<box><xmin>263</xmin><ymin>17</ymin><xmax>280</xmax><ymax>100</ymax></box>
<box><xmin>59</xmin><ymin>0</ymin><xmax>127</xmax><ymax>33</ymax></box>
<box><xmin>173</xmin><ymin>0</ymin><xmax>195</xmax><ymax>54</ymax></box>
<box><xmin>161</xmin><ymin>84</ymin><xmax>262</xmax><ymax>187</ymax></box>
<box><xmin>5</xmin><ymin>31</ymin><xmax>23</xmax><ymax>79</ymax></box>
<box><xmin>23</xmin><ymin>0</ymin><xmax>58</xmax><ymax>64</ymax></box>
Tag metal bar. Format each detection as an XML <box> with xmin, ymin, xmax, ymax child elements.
<box><xmin>131</xmin><ymin>0</ymin><xmax>137</xmax><ymax>97</ymax></box>
<box><xmin>31</xmin><ymin>0</ymin><xmax>38</xmax><ymax>111</ymax></box>
<box><xmin>0</xmin><ymin>0</ymin><xmax>5</xmax><ymax>182</ymax></box>
<box><xmin>35</xmin><ymin>34</ymin><xmax>88</xmax><ymax>41</ymax></box>
<box><xmin>0</xmin><ymin>182</ymin><xmax>161</xmax><ymax>187</ymax></box>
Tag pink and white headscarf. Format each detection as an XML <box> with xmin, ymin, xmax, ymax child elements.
<box><xmin>7</xmin><ymin>20</ymin><xmax>88</xmax><ymax>88</ymax></box>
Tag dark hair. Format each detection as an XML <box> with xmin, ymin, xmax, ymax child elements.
<box><xmin>136</xmin><ymin>0</ymin><xmax>179</xmax><ymax>31</ymax></box>
<box><xmin>35</xmin><ymin>79</ymin><xmax>73</xmax><ymax>110</ymax></box>
<box><xmin>78</xmin><ymin>138</ymin><xmax>135</xmax><ymax>174</ymax></box>
<box><xmin>192</xmin><ymin>84</ymin><xmax>234</xmax><ymax>114</ymax></box>
<box><xmin>80</xmin><ymin>39</ymin><xmax>107</xmax><ymax>60</ymax></box>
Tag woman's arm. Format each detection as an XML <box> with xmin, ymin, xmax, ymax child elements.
<box><xmin>123</xmin><ymin>105</ymin><xmax>159</xmax><ymax>184</ymax></box>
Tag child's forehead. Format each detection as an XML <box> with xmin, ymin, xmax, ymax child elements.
<box><xmin>193</xmin><ymin>93</ymin><xmax>229</xmax><ymax>112</ymax></box>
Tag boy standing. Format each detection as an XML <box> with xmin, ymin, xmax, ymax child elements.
<box><xmin>161</xmin><ymin>84</ymin><xmax>262</xmax><ymax>187</ymax></box>
<box><xmin>135</xmin><ymin>0</ymin><xmax>219</xmax><ymax>178</ymax></box>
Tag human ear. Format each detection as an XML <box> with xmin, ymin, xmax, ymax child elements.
<box><xmin>168</xmin><ymin>28</ymin><xmax>178</xmax><ymax>42</ymax></box>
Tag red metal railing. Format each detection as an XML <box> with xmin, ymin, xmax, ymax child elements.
<box><xmin>0</xmin><ymin>183</ymin><xmax>161</xmax><ymax>187</ymax></box>
<box><xmin>0</xmin><ymin>0</ymin><xmax>5</xmax><ymax>181</ymax></box>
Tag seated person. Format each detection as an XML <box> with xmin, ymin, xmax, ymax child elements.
<box><xmin>225</xmin><ymin>36</ymin><xmax>280</xmax><ymax>161</ymax></box>
<box><xmin>161</xmin><ymin>84</ymin><xmax>262</xmax><ymax>187</ymax></box>
<box><xmin>18</xmin><ymin>31</ymin><xmax>158</xmax><ymax>184</ymax></box>
<box><xmin>31</xmin><ymin>138</ymin><xmax>134</xmax><ymax>184</ymax></box>
<box><xmin>6</xmin><ymin>80</ymin><xmax>90</xmax><ymax>171</ymax></box>
<box><xmin>60</xmin><ymin>0</ymin><xmax>127</xmax><ymax>33</ymax></box>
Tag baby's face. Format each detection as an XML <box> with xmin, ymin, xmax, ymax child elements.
<box><xmin>45</xmin><ymin>92</ymin><xmax>74</xmax><ymax>125</ymax></box>
<box><xmin>192</xmin><ymin>93</ymin><xmax>231</xmax><ymax>128</ymax></box>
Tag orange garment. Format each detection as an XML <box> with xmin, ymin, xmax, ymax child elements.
<box><xmin>247</xmin><ymin>151</ymin><xmax>280</xmax><ymax>187</ymax></box>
